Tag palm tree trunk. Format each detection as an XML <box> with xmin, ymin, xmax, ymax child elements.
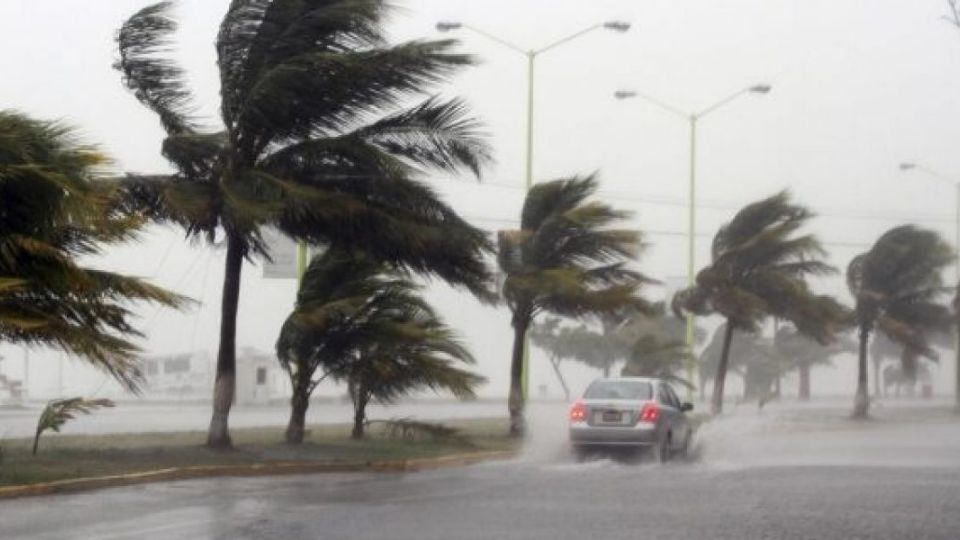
<box><xmin>798</xmin><ymin>363</ymin><xmax>811</xmax><ymax>401</ymax></box>
<box><xmin>872</xmin><ymin>355</ymin><xmax>882</xmax><ymax>397</ymax></box>
<box><xmin>286</xmin><ymin>372</ymin><xmax>311</xmax><ymax>445</ymax></box>
<box><xmin>853</xmin><ymin>324</ymin><xmax>870</xmax><ymax>419</ymax></box>
<box><xmin>207</xmin><ymin>234</ymin><xmax>243</xmax><ymax>449</ymax></box>
<box><xmin>549</xmin><ymin>355</ymin><xmax>571</xmax><ymax>401</ymax></box>
<box><xmin>711</xmin><ymin>322</ymin><xmax>735</xmax><ymax>415</ymax></box>
<box><xmin>352</xmin><ymin>384</ymin><xmax>369</xmax><ymax>440</ymax></box>
<box><xmin>508</xmin><ymin>318</ymin><xmax>528</xmax><ymax>437</ymax></box>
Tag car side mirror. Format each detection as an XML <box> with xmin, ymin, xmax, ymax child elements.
<box><xmin>680</xmin><ymin>402</ymin><xmax>694</xmax><ymax>412</ymax></box>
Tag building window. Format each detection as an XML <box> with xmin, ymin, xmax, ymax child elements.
<box><xmin>256</xmin><ymin>367</ymin><xmax>267</xmax><ymax>385</ymax></box>
<box><xmin>164</xmin><ymin>357</ymin><xmax>190</xmax><ymax>374</ymax></box>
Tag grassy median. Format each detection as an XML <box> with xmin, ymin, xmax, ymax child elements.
<box><xmin>0</xmin><ymin>418</ymin><xmax>516</xmax><ymax>488</ymax></box>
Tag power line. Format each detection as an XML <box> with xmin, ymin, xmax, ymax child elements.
<box><xmin>453</xmin><ymin>179</ymin><xmax>957</xmax><ymax>225</ymax></box>
<box><xmin>461</xmin><ymin>214</ymin><xmax>874</xmax><ymax>250</ymax></box>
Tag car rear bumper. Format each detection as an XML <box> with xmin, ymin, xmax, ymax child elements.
<box><xmin>569</xmin><ymin>422</ymin><xmax>658</xmax><ymax>446</ymax></box>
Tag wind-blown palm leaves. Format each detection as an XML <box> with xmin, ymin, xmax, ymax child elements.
<box><xmin>33</xmin><ymin>398</ymin><xmax>115</xmax><ymax>455</ymax></box>
<box><xmin>674</xmin><ymin>192</ymin><xmax>848</xmax><ymax>414</ymax></box>
<box><xmin>276</xmin><ymin>249</ymin><xmax>484</xmax><ymax>442</ymax></box>
<box><xmin>115</xmin><ymin>1</ymin><xmax>494</xmax><ymax>448</ymax></box>
<box><xmin>0</xmin><ymin>111</ymin><xmax>188</xmax><ymax>390</ymax></box>
<box><xmin>498</xmin><ymin>175</ymin><xmax>655</xmax><ymax>435</ymax></box>
<box><xmin>847</xmin><ymin>225</ymin><xmax>953</xmax><ymax>418</ymax></box>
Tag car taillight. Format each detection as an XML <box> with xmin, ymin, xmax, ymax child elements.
<box><xmin>569</xmin><ymin>401</ymin><xmax>587</xmax><ymax>422</ymax></box>
<box><xmin>637</xmin><ymin>402</ymin><xmax>660</xmax><ymax>424</ymax></box>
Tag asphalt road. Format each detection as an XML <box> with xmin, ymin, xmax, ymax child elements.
<box><xmin>3</xmin><ymin>402</ymin><xmax>960</xmax><ymax>540</ymax></box>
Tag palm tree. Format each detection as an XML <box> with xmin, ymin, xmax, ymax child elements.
<box><xmin>115</xmin><ymin>1</ymin><xmax>494</xmax><ymax>448</ymax></box>
<box><xmin>674</xmin><ymin>192</ymin><xmax>848</xmax><ymax>414</ymax></box>
<box><xmin>0</xmin><ymin>111</ymin><xmax>187</xmax><ymax>389</ymax></box>
<box><xmin>276</xmin><ymin>249</ymin><xmax>483</xmax><ymax>441</ymax></box>
<box><xmin>774</xmin><ymin>324</ymin><xmax>855</xmax><ymax>401</ymax></box>
<box><xmin>621</xmin><ymin>334</ymin><xmax>693</xmax><ymax>389</ymax></box>
<box><xmin>847</xmin><ymin>225</ymin><xmax>953</xmax><ymax>418</ymax></box>
<box><xmin>498</xmin><ymin>175</ymin><xmax>655</xmax><ymax>435</ymax></box>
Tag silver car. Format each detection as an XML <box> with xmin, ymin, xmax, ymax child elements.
<box><xmin>568</xmin><ymin>377</ymin><xmax>694</xmax><ymax>461</ymax></box>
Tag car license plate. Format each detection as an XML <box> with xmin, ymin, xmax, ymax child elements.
<box><xmin>601</xmin><ymin>410</ymin><xmax>622</xmax><ymax>423</ymax></box>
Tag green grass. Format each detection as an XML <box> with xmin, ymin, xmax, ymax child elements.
<box><xmin>0</xmin><ymin>418</ymin><xmax>516</xmax><ymax>487</ymax></box>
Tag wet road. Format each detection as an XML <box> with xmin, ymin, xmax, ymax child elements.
<box><xmin>3</xmin><ymin>402</ymin><xmax>960</xmax><ymax>540</ymax></box>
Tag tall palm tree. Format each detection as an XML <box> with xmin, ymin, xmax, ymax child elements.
<box><xmin>847</xmin><ymin>225</ymin><xmax>953</xmax><ymax>418</ymax></box>
<box><xmin>674</xmin><ymin>192</ymin><xmax>848</xmax><ymax>414</ymax></box>
<box><xmin>115</xmin><ymin>1</ymin><xmax>494</xmax><ymax>447</ymax></box>
<box><xmin>498</xmin><ymin>175</ymin><xmax>655</xmax><ymax>435</ymax></box>
<box><xmin>0</xmin><ymin>111</ymin><xmax>187</xmax><ymax>389</ymax></box>
<box><xmin>276</xmin><ymin>248</ymin><xmax>483</xmax><ymax>442</ymax></box>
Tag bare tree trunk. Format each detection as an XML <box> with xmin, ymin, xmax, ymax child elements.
<box><xmin>798</xmin><ymin>363</ymin><xmax>811</xmax><ymax>401</ymax></box>
<box><xmin>549</xmin><ymin>356</ymin><xmax>571</xmax><ymax>401</ymax></box>
<box><xmin>207</xmin><ymin>235</ymin><xmax>243</xmax><ymax>449</ymax></box>
<box><xmin>853</xmin><ymin>324</ymin><xmax>870</xmax><ymax>419</ymax></box>
<box><xmin>602</xmin><ymin>363</ymin><xmax>611</xmax><ymax>378</ymax></box>
<box><xmin>711</xmin><ymin>322</ymin><xmax>735</xmax><ymax>415</ymax></box>
<box><xmin>352</xmin><ymin>385</ymin><xmax>369</xmax><ymax>440</ymax></box>
<box><xmin>508</xmin><ymin>319</ymin><xmax>528</xmax><ymax>437</ymax></box>
<box><xmin>872</xmin><ymin>355</ymin><xmax>882</xmax><ymax>398</ymax></box>
<box><xmin>286</xmin><ymin>381</ymin><xmax>310</xmax><ymax>444</ymax></box>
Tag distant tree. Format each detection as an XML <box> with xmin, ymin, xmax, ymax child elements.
<box><xmin>0</xmin><ymin>111</ymin><xmax>188</xmax><ymax>389</ymax></box>
<box><xmin>529</xmin><ymin>318</ymin><xmax>574</xmax><ymax>400</ymax></box>
<box><xmin>699</xmin><ymin>324</ymin><xmax>777</xmax><ymax>403</ymax></box>
<box><xmin>498</xmin><ymin>175</ymin><xmax>655</xmax><ymax>435</ymax></box>
<box><xmin>621</xmin><ymin>335</ymin><xmax>693</xmax><ymax>389</ymax></box>
<box><xmin>115</xmin><ymin>1</ymin><xmax>494</xmax><ymax>448</ymax></box>
<box><xmin>674</xmin><ymin>192</ymin><xmax>848</xmax><ymax>414</ymax></box>
<box><xmin>847</xmin><ymin>225</ymin><xmax>953</xmax><ymax>418</ymax></box>
<box><xmin>774</xmin><ymin>324</ymin><xmax>856</xmax><ymax>401</ymax></box>
<box><xmin>276</xmin><ymin>249</ymin><xmax>483</xmax><ymax>442</ymax></box>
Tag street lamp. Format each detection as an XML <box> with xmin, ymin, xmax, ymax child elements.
<box><xmin>898</xmin><ymin>161</ymin><xmax>960</xmax><ymax>411</ymax></box>
<box><xmin>615</xmin><ymin>84</ymin><xmax>771</xmax><ymax>398</ymax></box>
<box><xmin>439</xmin><ymin>19</ymin><xmax>630</xmax><ymax>400</ymax></box>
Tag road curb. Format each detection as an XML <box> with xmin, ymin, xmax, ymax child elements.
<box><xmin>0</xmin><ymin>449</ymin><xmax>518</xmax><ymax>500</ymax></box>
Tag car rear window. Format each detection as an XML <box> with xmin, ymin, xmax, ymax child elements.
<box><xmin>583</xmin><ymin>380</ymin><xmax>653</xmax><ymax>400</ymax></box>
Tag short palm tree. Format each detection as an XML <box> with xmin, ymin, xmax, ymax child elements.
<box><xmin>0</xmin><ymin>111</ymin><xmax>187</xmax><ymax>389</ymax></box>
<box><xmin>774</xmin><ymin>324</ymin><xmax>855</xmax><ymax>401</ymax></box>
<box><xmin>276</xmin><ymin>249</ymin><xmax>483</xmax><ymax>441</ymax></box>
<box><xmin>498</xmin><ymin>175</ymin><xmax>655</xmax><ymax>435</ymax></box>
<box><xmin>115</xmin><ymin>1</ymin><xmax>494</xmax><ymax>447</ymax></box>
<box><xmin>847</xmin><ymin>225</ymin><xmax>953</xmax><ymax>418</ymax></box>
<box><xmin>621</xmin><ymin>334</ymin><xmax>693</xmax><ymax>389</ymax></box>
<box><xmin>674</xmin><ymin>192</ymin><xmax>848</xmax><ymax>414</ymax></box>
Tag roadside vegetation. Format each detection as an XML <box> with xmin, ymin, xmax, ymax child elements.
<box><xmin>0</xmin><ymin>419</ymin><xmax>516</xmax><ymax>488</ymax></box>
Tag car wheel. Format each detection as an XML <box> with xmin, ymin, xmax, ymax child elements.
<box><xmin>571</xmin><ymin>445</ymin><xmax>589</xmax><ymax>462</ymax></box>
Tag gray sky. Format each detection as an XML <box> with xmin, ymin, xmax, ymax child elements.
<box><xmin>2</xmin><ymin>0</ymin><xmax>960</xmax><ymax>399</ymax></box>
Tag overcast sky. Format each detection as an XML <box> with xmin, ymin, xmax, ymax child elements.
<box><xmin>2</xmin><ymin>0</ymin><xmax>960</xmax><ymax>400</ymax></box>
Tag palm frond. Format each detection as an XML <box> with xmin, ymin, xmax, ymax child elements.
<box><xmin>115</xmin><ymin>1</ymin><xmax>196</xmax><ymax>134</ymax></box>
